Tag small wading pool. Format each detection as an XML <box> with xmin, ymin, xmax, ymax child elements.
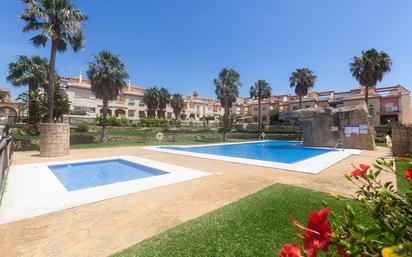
<box><xmin>0</xmin><ymin>156</ymin><xmax>211</xmax><ymax>224</ymax></box>
<box><xmin>49</xmin><ymin>159</ymin><xmax>167</xmax><ymax>191</ymax></box>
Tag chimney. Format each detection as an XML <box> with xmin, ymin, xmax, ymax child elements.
<box><xmin>79</xmin><ymin>72</ymin><xmax>83</xmax><ymax>84</ymax></box>
<box><xmin>128</xmin><ymin>80</ymin><xmax>131</xmax><ymax>91</ymax></box>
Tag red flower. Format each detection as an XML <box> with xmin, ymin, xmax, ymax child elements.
<box><xmin>351</xmin><ymin>168</ymin><xmax>364</xmax><ymax>177</ymax></box>
<box><xmin>291</xmin><ymin>208</ymin><xmax>332</xmax><ymax>257</ymax></box>
<box><xmin>359</xmin><ymin>164</ymin><xmax>370</xmax><ymax>172</ymax></box>
<box><xmin>278</xmin><ymin>243</ymin><xmax>303</xmax><ymax>257</ymax></box>
<box><xmin>337</xmin><ymin>246</ymin><xmax>349</xmax><ymax>257</ymax></box>
<box><xmin>405</xmin><ymin>168</ymin><xmax>412</xmax><ymax>180</ymax></box>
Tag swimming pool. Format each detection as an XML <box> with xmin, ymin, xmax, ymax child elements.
<box><xmin>162</xmin><ymin>141</ymin><xmax>330</xmax><ymax>164</ymax></box>
<box><xmin>49</xmin><ymin>159</ymin><xmax>167</xmax><ymax>191</ymax></box>
<box><xmin>148</xmin><ymin>141</ymin><xmax>361</xmax><ymax>173</ymax></box>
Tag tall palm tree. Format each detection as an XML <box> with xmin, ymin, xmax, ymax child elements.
<box><xmin>350</xmin><ymin>48</ymin><xmax>392</xmax><ymax>107</ymax></box>
<box><xmin>7</xmin><ymin>55</ymin><xmax>49</xmax><ymax>124</ymax></box>
<box><xmin>143</xmin><ymin>87</ymin><xmax>159</xmax><ymax>118</ymax></box>
<box><xmin>214</xmin><ymin>68</ymin><xmax>241</xmax><ymax>141</ymax></box>
<box><xmin>289</xmin><ymin>68</ymin><xmax>317</xmax><ymax>109</ymax></box>
<box><xmin>21</xmin><ymin>0</ymin><xmax>87</xmax><ymax>122</ymax></box>
<box><xmin>87</xmin><ymin>50</ymin><xmax>129</xmax><ymax>142</ymax></box>
<box><xmin>170</xmin><ymin>93</ymin><xmax>185</xmax><ymax>120</ymax></box>
<box><xmin>250</xmin><ymin>80</ymin><xmax>271</xmax><ymax>139</ymax></box>
<box><xmin>157</xmin><ymin>87</ymin><xmax>171</xmax><ymax>118</ymax></box>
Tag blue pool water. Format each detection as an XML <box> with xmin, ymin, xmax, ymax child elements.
<box><xmin>162</xmin><ymin>141</ymin><xmax>331</xmax><ymax>164</ymax></box>
<box><xmin>49</xmin><ymin>159</ymin><xmax>167</xmax><ymax>191</ymax></box>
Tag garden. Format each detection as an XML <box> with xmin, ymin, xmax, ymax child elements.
<box><xmin>113</xmin><ymin>158</ymin><xmax>412</xmax><ymax>257</ymax></box>
<box><xmin>10</xmin><ymin>116</ymin><xmax>302</xmax><ymax>151</ymax></box>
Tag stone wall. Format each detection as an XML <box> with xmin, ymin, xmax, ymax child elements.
<box><xmin>280</xmin><ymin>104</ymin><xmax>376</xmax><ymax>150</ymax></box>
<box><xmin>392</xmin><ymin>124</ymin><xmax>412</xmax><ymax>157</ymax></box>
<box><xmin>39</xmin><ymin>123</ymin><xmax>70</xmax><ymax>157</ymax></box>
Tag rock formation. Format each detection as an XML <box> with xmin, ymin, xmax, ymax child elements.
<box><xmin>280</xmin><ymin>104</ymin><xmax>376</xmax><ymax>150</ymax></box>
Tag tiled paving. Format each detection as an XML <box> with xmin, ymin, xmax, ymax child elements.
<box><xmin>0</xmin><ymin>146</ymin><xmax>393</xmax><ymax>257</ymax></box>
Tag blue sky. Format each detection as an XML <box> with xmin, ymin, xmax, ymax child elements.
<box><xmin>1</xmin><ymin>0</ymin><xmax>412</xmax><ymax>99</ymax></box>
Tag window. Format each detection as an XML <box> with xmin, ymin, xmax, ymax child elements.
<box><xmin>262</xmin><ymin>116</ymin><xmax>267</xmax><ymax>122</ymax></box>
<box><xmin>384</xmin><ymin>103</ymin><xmax>398</xmax><ymax>113</ymax></box>
<box><xmin>138</xmin><ymin>111</ymin><xmax>146</xmax><ymax>118</ymax></box>
<box><xmin>89</xmin><ymin>93</ymin><xmax>96</xmax><ymax>99</ymax></box>
<box><xmin>128</xmin><ymin>110</ymin><xmax>135</xmax><ymax>117</ymax></box>
<box><xmin>305</xmin><ymin>105</ymin><xmax>310</xmax><ymax>108</ymax></box>
<box><xmin>88</xmin><ymin>107</ymin><xmax>96</xmax><ymax>113</ymax></box>
<box><xmin>254</xmin><ymin>107</ymin><xmax>258</xmax><ymax>112</ymax></box>
<box><xmin>293</xmin><ymin>106</ymin><xmax>298</xmax><ymax>110</ymax></box>
<box><xmin>262</xmin><ymin>106</ymin><xmax>267</xmax><ymax>111</ymax></box>
<box><xmin>74</xmin><ymin>92</ymin><xmax>81</xmax><ymax>98</ymax></box>
<box><xmin>74</xmin><ymin>106</ymin><xmax>82</xmax><ymax>111</ymax></box>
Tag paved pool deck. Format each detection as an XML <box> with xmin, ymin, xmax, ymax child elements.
<box><xmin>0</xmin><ymin>146</ymin><xmax>394</xmax><ymax>257</ymax></box>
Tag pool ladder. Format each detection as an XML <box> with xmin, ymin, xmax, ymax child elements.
<box><xmin>334</xmin><ymin>139</ymin><xmax>344</xmax><ymax>151</ymax></box>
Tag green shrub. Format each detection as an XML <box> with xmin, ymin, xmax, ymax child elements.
<box><xmin>119</xmin><ymin>117</ymin><xmax>128</xmax><ymax>126</ymax></box>
<box><xmin>75</xmin><ymin>123</ymin><xmax>89</xmax><ymax>132</ymax></box>
<box><xmin>277</xmin><ymin>159</ymin><xmax>412</xmax><ymax>257</ymax></box>
<box><xmin>139</xmin><ymin>117</ymin><xmax>170</xmax><ymax>127</ymax></box>
<box><xmin>107</xmin><ymin>116</ymin><xmax>122</xmax><ymax>126</ymax></box>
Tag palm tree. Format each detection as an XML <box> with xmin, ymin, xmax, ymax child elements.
<box><xmin>87</xmin><ymin>50</ymin><xmax>129</xmax><ymax>142</ymax></box>
<box><xmin>250</xmin><ymin>80</ymin><xmax>272</xmax><ymax>139</ymax></box>
<box><xmin>289</xmin><ymin>68</ymin><xmax>317</xmax><ymax>109</ymax></box>
<box><xmin>0</xmin><ymin>91</ymin><xmax>5</xmax><ymax>102</ymax></box>
<box><xmin>170</xmin><ymin>93</ymin><xmax>185</xmax><ymax>120</ymax></box>
<box><xmin>7</xmin><ymin>55</ymin><xmax>49</xmax><ymax>124</ymax></box>
<box><xmin>214</xmin><ymin>68</ymin><xmax>241</xmax><ymax>141</ymax></box>
<box><xmin>157</xmin><ymin>87</ymin><xmax>171</xmax><ymax>118</ymax></box>
<box><xmin>143</xmin><ymin>87</ymin><xmax>160</xmax><ymax>118</ymax></box>
<box><xmin>21</xmin><ymin>0</ymin><xmax>87</xmax><ymax>122</ymax></box>
<box><xmin>350</xmin><ymin>48</ymin><xmax>392</xmax><ymax>107</ymax></box>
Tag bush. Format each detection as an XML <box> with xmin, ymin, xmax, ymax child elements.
<box><xmin>96</xmin><ymin>115</ymin><xmax>126</xmax><ymax>127</ymax></box>
<box><xmin>139</xmin><ymin>117</ymin><xmax>170</xmax><ymax>127</ymax></box>
<box><xmin>119</xmin><ymin>117</ymin><xmax>128</xmax><ymax>126</ymax></box>
<box><xmin>75</xmin><ymin>123</ymin><xmax>89</xmax><ymax>132</ymax></box>
<box><xmin>107</xmin><ymin>116</ymin><xmax>122</xmax><ymax>126</ymax></box>
<box><xmin>277</xmin><ymin>159</ymin><xmax>412</xmax><ymax>257</ymax></box>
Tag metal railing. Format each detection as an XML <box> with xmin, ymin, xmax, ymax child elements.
<box><xmin>0</xmin><ymin>136</ymin><xmax>13</xmax><ymax>202</ymax></box>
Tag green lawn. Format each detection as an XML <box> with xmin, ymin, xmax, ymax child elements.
<box><xmin>70</xmin><ymin>139</ymin><xmax>237</xmax><ymax>149</ymax></box>
<box><xmin>112</xmin><ymin>184</ymin><xmax>361</xmax><ymax>257</ymax></box>
<box><xmin>396</xmin><ymin>157</ymin><xmax>411</xmax><ymax>193</ymax></box>
<box><xmin>375</xmin><ymin>142</ymin><xmax>388</xmax><ymax>148</ymax></box>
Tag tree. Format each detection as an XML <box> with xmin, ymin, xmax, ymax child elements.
<box><xmin>17</xmin><ymin>83</ymin><xmax>70</xmax><ymax>124</ymax></box>
<box><xmin>87</xmin><ymin>50</ymin><xmax>129</xmax><ymax>142</ymax></box>
<box><xmin>0</xmin><ymin>91</ymin><xmax>5</xmax><ymax>102</ymax></box>
<box><xmin>143</xmin><ymin>87</ymin><xmax>159</xmax><ymax>118</ymax></box>
<box><xmin>214</xmin><ymin>68</ymin><xmax>241</xmax><ymax>141</ymax></box>
<box><xmin>51</xmin><ymin>84</ymin><xmax>71</xmax><ymax>122</ymax></box>
<box><xmin>289</xmin><ymin>68</ymin><xmax>317</xmax><ymax>109</ymax></box>
<box><xmin>7</xmin><ymin>55</ymin><xmax>49</xmax><ymax>124</ymax></box>
<box><xmin>157</xmin><ymin>87</ymin><xmax>171</xmax><ymax>118</ymax></box>
<box><xmin>250</xmin><ymin>80</ymin><xmax>271</xmax><ymax>139</ymax></box>
<box><xmin>170</xmin><ymin>93</ymin><xmax>185</xmax><ymax>120</ymax></box>
<box><xmin>21</xmin><ymin>0</ymin><xmax>87</xmax><ymax>122</ymax></box>
<box><xmin>350</xmin><ymin>48</ymin><xmax>392</xmax><ymax>107</ymax></box>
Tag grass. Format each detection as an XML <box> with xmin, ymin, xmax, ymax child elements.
<box><xmin>112</xmin><ymin>184</ymin><xmax>362</xmax><ymax>257</ymax></box>
<box><xmin>396</xmin><ymin>157</ymin><xmax>411</xmax><ymax>193</ymax></box>
<box><xmin>70</xmin><ymin>139</ymin><xmax>238</xmax><ymax>149</ymax></box>
<box><xmin>375</xmin><ymin>142</ymin><xmax>388</xmax><ymax>148</ymax></box>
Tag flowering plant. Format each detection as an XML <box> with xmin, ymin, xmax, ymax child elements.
<box><xmin>278</xmin><ymin>158</ymin><xmax>412</xmax><ymax>257</ymax></box>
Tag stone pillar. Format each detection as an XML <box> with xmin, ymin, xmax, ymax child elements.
<box><xmin>39</xmin><ymin>123</ymin><xmax>70</xmax><ymax>157</ymax></box>
<box><xmin>392</xmin><ymin>124</ymin><xmax>411</xmax><ymax>157</ymax></box>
